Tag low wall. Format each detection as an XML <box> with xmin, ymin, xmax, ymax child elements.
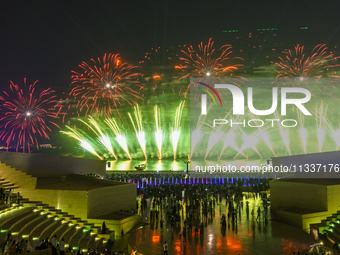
<box><xmin>272</xmin><ymin>210</ymin><xmax>303</xmax><ymax>229</ymax></box>
<box><xmin>0</xmin><ymin>162</ymin><xmax>37</xmax><ymax>197</ymax></box>
<box><xmin>0</xmin><ymin>151</ymin><xmax>106</xmax><ymax>177</ymax></box>
<box><xmin>88</xmin><ymin>184</ymin><xmax>137</xmax><ymax>218</ymax></box>
<box><xmin>270</xmin><ymin>180</ymin><xmax>327</xmax><ymax>212</ymax></box>
<box><xmin>89</xmin><ymin>214</ymin><xmax>140</xmax><ymax>237</ymax></box>
<box><xmin>27</xmin><ymin>189</ymin><xmax>88</xmax><ymax>220</ymax></box>
<box><xmin>272</xmin><ymin>210</ymin><xmax>331</xmax><ymax>233</ymax></box>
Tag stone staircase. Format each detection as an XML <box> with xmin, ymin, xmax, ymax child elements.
<box><xmin>0</xmin><ymin>199</ymin><xmax>111</xmax><ymax>252</ymax></box>
<box><xmin>0</xmin><ymin>162</ymin><xmax>113</xmax><ymax>253</ymax></box>
<box><xmin>310</xmin><ymin>211</ymin><xmax>340</xmax><ymax>245</ymax></box>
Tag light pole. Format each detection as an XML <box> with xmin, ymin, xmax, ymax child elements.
<box><xmin>184</xmin><ymin>161</ymin><xmax>189</xmax><ymax>174</ymax></box>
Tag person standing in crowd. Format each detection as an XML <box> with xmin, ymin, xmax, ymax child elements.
<box><xmin>51</xmin><ymin>235</ymin><xmax>57</xmax><ymax>255</ymax></box>
<box><xmin>163</xmin><ymin>241</ymin><xmax>168</xmax><ymax>255</ymax></box>
<box><xmin>60</xmin><ymin>237</ymin><xmax>65</xmax><ymax>255</ymax></box>
<box><xmin>7</xmin><ymin>240</ymin><xmax>16</xmax><ymax>255</ymax></box>
<box><xmin>7</xmin><ymin>189</ymin><xmax>12</xmax><ymax>207</ymax></box>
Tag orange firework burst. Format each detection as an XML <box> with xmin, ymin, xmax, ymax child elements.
<box><xmin>179</xmin><ymin>38</ymin><xmax>243</xmax><ymax>80</ymax></box>
<box><xmin>69</xmin><ymin>53</ymin><xmax>143</xmax><ymax>119</ymax></box>
<box><xmin>274</xmin><ymin>44</ymin><xmax>339</xmax><ymax>79</ymax></box>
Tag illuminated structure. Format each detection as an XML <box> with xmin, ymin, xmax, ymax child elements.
<box><xmin>0</xmin><ymin>151</ymin><xmax>138</xmax><ymax>237</ymax></box>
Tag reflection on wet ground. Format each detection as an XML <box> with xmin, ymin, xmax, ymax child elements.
<box><xmin>129</xmin><ymin>194</ymin><xmax>314</xmax><ymax>254</ymax></box>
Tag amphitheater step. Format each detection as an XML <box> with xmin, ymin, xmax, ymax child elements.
<box><xmin>2</xmin><ymin>183</ymin><xmax>15</xmax><ymax>187</ymax></box>
<box><xmin>8</xmin><ymin>210</ymin><xmax>43</xmax><ymax>239</ymax></box>
<box><xmin>50</xmin><ymin>221</ymin><xmax>72</xmax><ymax>242</ymax></box>
<box><xmin>96</xmin><ymin>237</ymin><xmax>106</xmax><ymax>253</ymax></box>
<box><xmin>87</xmin><ymin>235</ymin><xmax>97</xmax><ymax>251</ymax></box>
<box><xmin>0</xmin><ymin>207</ymin><xmax>34</xmax><ymax>230</ymax></box>
<box><xmin>40</xmin><ymin>218</ymin><xmax>65</xmax><ymax>241</ymax></box>
<box><xmin>29</xmin><ymin>214</ymin><xmax>58</xmax><ymax>249</ymax></box>
<box><xmin>78</xmin><ymin>230</ymin><xmax>96</xmax><ymax>251</ymax></box>
<box><xmin>69</xmin><ymin>227</ymin><xmax>88</xmax><ymax>249</ymax></box>
<box><xmin>60</xmin><ymin>224</ymin><xmax>80</xmax><ymax>247</ymax></box>
<box><xmin>19</xmin><ymin>213</ymin><xmax>53</xmax><ymax>244</ymax></box>
<box><xmin>0</xmin><ymin>207</ymin><xmax>34</xmax><ymax>243</ymax></box>
<box><xmin>6</xmin><ymin>186</ymin><xmax>19</xmax><ymax>190</ymax></box>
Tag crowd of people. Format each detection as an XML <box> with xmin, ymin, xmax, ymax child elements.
<box><xmin>0</xmin><ymin>188</ymin><xmax>21</xmax><ymax>208</ymax></box>
<box><xmin>131</xmin><ymin>174</ymin><xmax>275</xmax><ymax>254</ymax></box>
<box><xmin>2</xmin><ymin>232</ymin><xmax>28</xmax><ymax>255</ymax></box>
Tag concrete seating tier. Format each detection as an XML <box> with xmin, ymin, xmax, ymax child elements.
<box><xmin>0</xmin><ymin>201</ymin><xmax>109</xmax><ymax>252</ymax></box>
<box><xmin>0</xmin><ymin>190</ymin><xmax>109</xmax><ymax>253</ymax></box>
<box><xmin>0</xmin><ymin>162</ymin><xmax>112</xmax><ymax>253</ymax></box>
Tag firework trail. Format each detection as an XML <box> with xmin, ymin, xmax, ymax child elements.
<box><xmin>220</xmin><ymin>130</ymin><xmax>245</xmax><ymax>158</ymax></box>
<box><xmin>60</xmin><ymin>126</ymin><xmax>102</xmax><ymax>160</ymax></box>
<box><xmin>247</xmin><ymin>113</ymin><xmax>276</xmax><ymax>156</ymax></box>
<box><xmin>204</xmin><ymin>109</ymin><xmax>240</xmax><ymax>159</ymax></box>
<box><xmin>171</xmin><ymin>101</ymin><xmax>185</xmax><ymax>160</ymax></box>
<box><xmin>154</xmin><ymin>105</ymin><xmax>163</xmax><ymax>159</ymax></box>
<box><xmin>234</xmin><ymin>122</ymin><xmax>262</xmax><ymax>159</ymax></box>
<box><xmin>274</xmin><ymin>44</ymin><xmax>339</xmax><ymax>83</ymax></box>
<box><xmin>297</xmin><ymin>111</ymin><xmax>308</xmax><ymax>154</ymax></box>
<box><xmin>128</xmin><ymin>105</ymin><xmax>147</xmax><ymax>160</ymax></box>
<box><xmin>105</xmin><ymin>118</ymin><xmax>131</xmax><ymax>159</ymax></box>
<box><xmin>237</xmin><ymin>133</ymin><xmax>262</xmax><ymax>159</ymax></box>
<box><xmin>69</xmin><ymin>53</ymin><xmax>142</xmax><ymax>119</ymax></box>
<box><xmin>274</xmin><ymin>111</ymin><xmax>291</xmax><ymax>155</ymax></box>
<box><xmin>190</xmin><ymin>104</ymin><xmax>213</xmax><ymax>158</ymax></box>
<box><xmin>314</xmin><ymin>104</ymin><xmax>327</xmax><ymax>152</ymax></box>
<box><xmin>79</xmin><ymin>117</ymin><xmax>117</xmax><ymax>160</ymax></box>
<box><xmin>219</xmin><ymin>113</ymin><xmax>247</xmax><ymax>158</ymax></box>
<box><xmin>323</xmin><ymin>116</ymin><xmax>340</xmax><ymax>150</ymax></box>
<box><xmin>0</xmin><ymin>79</ymin><xmax>61</xmax><ymax>153</ymax></box>
<box><xmin>204</xmin><ymin>128</ymin><xmax>224</xmax><ymax>160</ymax></box>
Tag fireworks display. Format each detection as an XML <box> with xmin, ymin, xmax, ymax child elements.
<box><xmin>274</xmin><ymin>44</ymin><xmax>339</xmax><ymax>81</ymax></box>
<box><xmin>0</xmin><ymin>79</ymin><xmax>61</xmax><ymax>153</ymax></box>
<box><xmin>179</xmin><ymin>38</ymin><xmax>243</xmax><ymax>80</ymax></box>
<box><xmin>1</xmin><ymin>37</ymin><xmax>340</xmax><ymax>163</ymax></box>
<box><xmin>69</xmin><ymin>53</ymin><xmax>142</xmax><ymax>119</ymax></box>
<box><xmin>60</xmin><ymin>126</ymin><xmax>103</xmax><ymax>160</ymax></box>
<box><xmin>171</xmin><ymin>101</ymin><xmax>185</xmax><ymax>160</ymax></box>
<box><xmin>105</xmin><ymin>118</ymin><xmax>131</xmax><ymax>159</ymax></box>
<box><xmin>154</xmin><ymin>105</ymin><xmax>163</xmax><ymax>159</ymax></box>
<box><xmin>178</xmin><ymin>38</ymin><xmax>244</xmax><ymax>98</ymax></box>
<box><xmin>128</xmin><ymin>105</ymin><xmax>147</xmax><ymax>160</ymax></box>
<box><xmin>79</xmin><ymin>117</ymin><xmax>117</xmax><ymax>160</ymax></box>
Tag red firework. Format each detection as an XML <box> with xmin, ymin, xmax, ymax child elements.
<box><xmin>69</xmin><ymin>53</ymin><xmax>142</xmax><ymax>119</ymax></box>
<box><xmin>0</xmin><ymin>79</ymin><xmax>61</xmax><ymax>153</ymax></box>
<box><xmin>178</xmin><ymin>38</ymin><xmax>244</xmax><ymax>98</ymax></box>
<box><xmin>179</xmin><ymin>38</ymin><xmax>243</xmax><ymax>80</ymax></box>
<box><xmin>274</xmin><ymin>44</ymin><xmax>339</xmax><ymax>79</ymax></box>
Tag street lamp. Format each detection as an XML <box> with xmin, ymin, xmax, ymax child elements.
<box><xmin>184</xmin><ymin>161</ymin><xmax>190</xmax><ymax>173</ymax></box>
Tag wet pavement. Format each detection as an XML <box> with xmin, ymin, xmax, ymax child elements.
<box><xmin>128</xmin><ymin>194</ymin><xmax>314</xmax><ymax>255</ymax></box>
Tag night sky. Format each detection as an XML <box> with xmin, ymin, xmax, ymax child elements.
<box><xmin>1</xmin><ymin>0</ymin><xmax>340</xmax><ymax>153</ymax></box>
<box><xmin>2</xmin><ymin>0</ymin><xmax>340</xmax><ymax>94</ymax></box>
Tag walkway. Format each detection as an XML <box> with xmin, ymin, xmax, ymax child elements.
<box><xmin>129</xmin><ymin>195</ymin><xmax>314</xmax><ymax>254</ymax></box>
